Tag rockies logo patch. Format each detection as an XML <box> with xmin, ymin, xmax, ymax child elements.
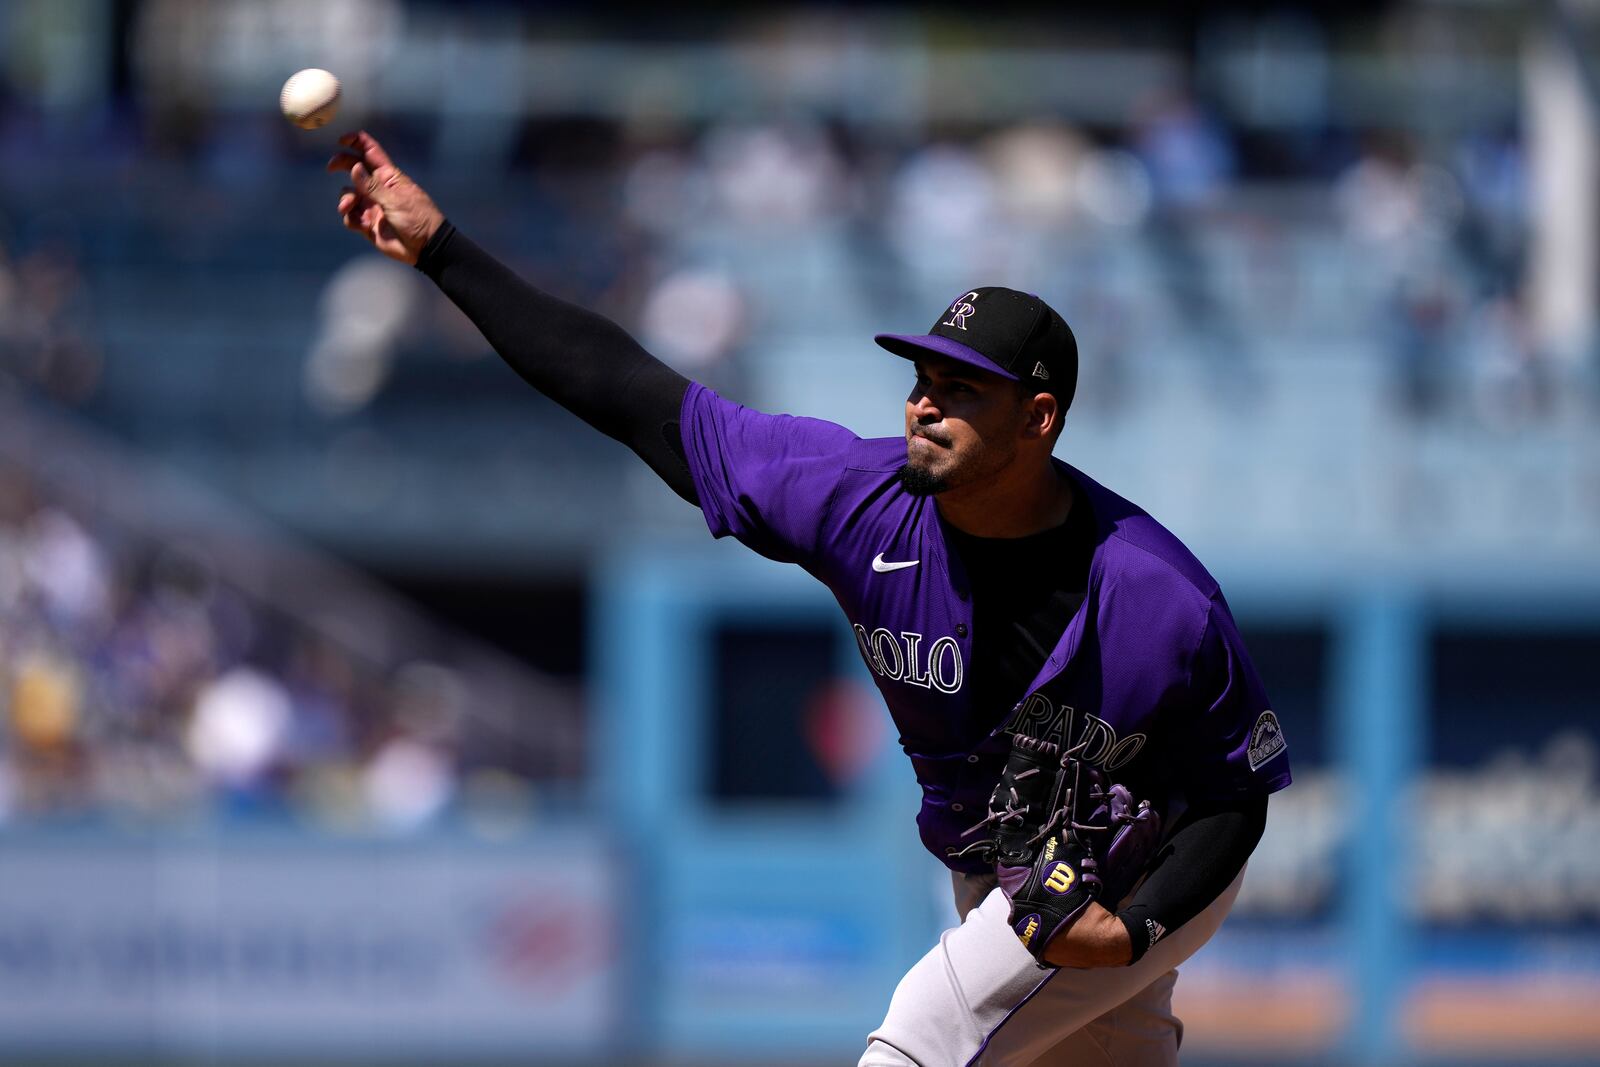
<box><xmin>1247</xmin><ymin>710</ymin><xmax>1287</xmax><ymax>771</ymax></box>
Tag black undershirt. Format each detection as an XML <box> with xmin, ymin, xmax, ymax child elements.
<box><xmin>416</xmin><ymin>221</ymin><xmax>1267</xmax><ymax>964</ymax></box>
<box><xmin>944</xmin><ymin>484</ymin><xmax>1094</xmax><ymax>738</ymax></box>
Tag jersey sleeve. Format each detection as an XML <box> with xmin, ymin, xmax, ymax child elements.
<box><xmin>678</xmin><ymin>382</ymin><xmax>860</xmax><ymax>566</ymax></box>
<box><xmin>1174</xmin><ymin>592</ymin><xmax>1293</xmax><ymax>802</ymax></box>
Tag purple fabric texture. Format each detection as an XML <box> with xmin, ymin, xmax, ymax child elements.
<box><xmin>679</xmin><ymin>383</ymin><xmax>1292</xmax><ymax>873</ymax></box>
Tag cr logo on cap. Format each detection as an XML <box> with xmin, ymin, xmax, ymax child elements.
<box><xmin>941</xmin><ymin>291</ymin><xmax>980</xmax><ymax>331</ymax></box>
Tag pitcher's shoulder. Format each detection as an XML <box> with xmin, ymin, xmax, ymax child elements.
<box><xmin>1069</xmin><ymin>465</ymin><xmax>1222</xmax><ymax>603</ymax></box>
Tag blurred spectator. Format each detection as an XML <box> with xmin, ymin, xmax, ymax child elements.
<box><xmin>1336</xmin><ymin>143</ymin><xmax>1473</xmax><ymax>417</ymax></box>
<box><xmin>364</xmin><ymin>733</ymin><xmax>454</xmax><ymax>832</ymax></box>
<box><xmin>1467</xmin><ymin>296</ymin><xmax>1550</xmax><ymax>429</ymax></box>
<box><xmin>983</xmin><ymin>123</ymin><xmax>1088</xmax><ymax>230</ymax></box>
<box><xmin>638</xmin><ymin>267</ymin><xmax>747</xmax><ymax>376</ymax></box>
<box><xmin>1074</xmin><ymin>148</ymin><xmax>1153</xmax><ymax>230</ymax></box>
<box><xmin>702</xmin><ymin>121</ymin><xmax>846</xmax><ymax>231</ymax></box>
<box><xmin>623</xmin><ymin>146</ymin><xmax>714</xmax><ymax>237</ymax></box>
<box><xmin>186</xmin><ymin>666</ymin><xmax>293</xmax><ymax>797</ymax></box>
<box><xmin>304</xmin><ymin>256</ymin><xmax>425</xmax><ymax>415</ymax></box>
<box><xmin>0</xmin><ymin>234</ymin><xmax>102</xmax><ymax>406</ymax></box>
<box><xmin>1454</xmin><ymin>128</ymin><xmax>1528</xmax><ymax>296</ymax></box>
<box><xmin>1133</xmin><ymin>90</ymin><xmax>1250</xmax><ymax>383</ymax></box>
<box><xmin>21</xmin><ymin>507</ymin><xmax>109</xmax><ymax>627</ymax></box>
<box><xmin>887</xmin><ymin>143</ymin><xmax>999</xmax><ymax>303</ymax></box>
<box><xmin>1135</xmin><ymin>91</ymin><xmax>1237</xmax><ymax>211</ymax></box>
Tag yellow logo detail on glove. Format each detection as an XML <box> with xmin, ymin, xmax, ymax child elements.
<box><xmin>1043</xmin><ymin>861</ymin><xmax>1076</xmax><ymax>894</ymax></box>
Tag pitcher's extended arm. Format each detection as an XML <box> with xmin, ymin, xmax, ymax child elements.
<box><xmin>329</xmin><ymin>130</ymin><xmax>696</xmax><ymax>503</ymax></box>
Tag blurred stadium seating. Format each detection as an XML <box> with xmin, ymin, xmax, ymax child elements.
<box><xmin>0</xmin><ymin>400</ymin><xmax>585</xmax><ymax>828</ymax></box>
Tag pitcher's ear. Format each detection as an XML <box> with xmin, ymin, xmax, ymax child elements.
<box><xmin>1023</xmin><ymin>391</ymin><xmax>1059</xmax><ymax>440</ymax></box>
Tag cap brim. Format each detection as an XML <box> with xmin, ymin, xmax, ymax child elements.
<box><xmin>873</xmin><ymin>333</ymin><xmax>1019</xmax><ymax>380</ymax></box>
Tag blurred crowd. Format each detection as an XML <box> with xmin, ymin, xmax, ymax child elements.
<box><xmin>0</xmin><ymin>3</ymin><xmax>1578</xmax><ymax>435</ymax></box>
<box><xmin>379</xmin><ymin>109</ymin><xmax>1538</xmax><ymax>430</ymax></box>
<box><xmin>0</xmin><ymin>455</ymin><xmax>580</xmax><ymax>831</ymax></box>
<box><xmin>1</xmin><ymin>109</ymin><xmax>1551</xmax><ymax>429</ymax></box>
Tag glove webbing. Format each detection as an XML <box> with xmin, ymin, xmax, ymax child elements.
<box><xmin>945</xmin><ymin>736</ymin><xmax>1103</xmax><ymax>864</ymax></box>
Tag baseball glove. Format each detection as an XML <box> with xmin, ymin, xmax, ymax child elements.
<box><xmin>950</xmin><ymin>732</ymin><xmax>1163</xmax><ymax>964</ymax></box>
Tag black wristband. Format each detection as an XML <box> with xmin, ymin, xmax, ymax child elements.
<box><xmin>1117</xmin><ymin>906</ymin><xmax>1166</xmax><ymax>965</ymax></box>
<box><xmin>414</xmin><ymin>218</ymin><xmax>458</xmax><ymax>277</ymax></box>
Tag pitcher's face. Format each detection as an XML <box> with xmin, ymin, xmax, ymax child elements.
<box><xmin>901</xmin><ymin>356</ymin><xmax>1030</xmax><ymax>497</ymax></box>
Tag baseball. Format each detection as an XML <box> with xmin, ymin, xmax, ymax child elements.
<box><xmin>280</xmin><ymin>68</ymin><xmax>341</xmax><ymax>130</ymax></box>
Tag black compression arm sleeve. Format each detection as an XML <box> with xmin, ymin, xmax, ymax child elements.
<box><xmin>415</xmin><ymin>221</ymin><xmax>699</xmax><ymax>505</ymax></box>
<box><xmin>1116</xmin><ymin>793</ymin><xmax>1268</xmax><ymax>963</ymax></box>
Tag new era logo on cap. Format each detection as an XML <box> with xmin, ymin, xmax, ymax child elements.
<box><xmin>873</xmin><ymin>286</ymin><xmax>1078</xmax><ymax>413</ymax></box>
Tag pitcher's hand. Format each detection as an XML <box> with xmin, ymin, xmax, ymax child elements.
<box><xmin>327</xmin><ymin>130</ymin><xmax>444</xmax><ymax>265</ymax></box>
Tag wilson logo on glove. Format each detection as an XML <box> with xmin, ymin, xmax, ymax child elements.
<box><xmin>1043</xmin><ymin>862</ymin><xmax>1076</xmax><ymax>894</ymax></box>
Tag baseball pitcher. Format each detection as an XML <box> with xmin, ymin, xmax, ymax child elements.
<box><xmin>327</xmin><ymin>131</ymin><xmax>1292</xmax><ymax>1066</ymax></box>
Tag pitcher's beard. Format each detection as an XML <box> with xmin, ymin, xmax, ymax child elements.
<box><xmin>898</xmin><ymin>462</ymin><xmax>948</xmax><ymax>497</ymax></box>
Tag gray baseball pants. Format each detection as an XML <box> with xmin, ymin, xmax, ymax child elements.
<box><xmin>857</xmin><ymin>866</ymin><xmax>1245</xmax><ymax>1066</ymax></box>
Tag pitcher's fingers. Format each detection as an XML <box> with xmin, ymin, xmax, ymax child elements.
<box><xmin>327</xmin><ymin>152</ymin><xmax>362</xmax><ymax>174</ymax></box>
<box><xmin>348</xmin><ymin>163</ymin><xmax>376</xmax><ymax>199</ymax></box>
<box><xmin>338</xmin><ymin>130</ymin><xmax>395</xmax><ymax>171</ymax></box>
<box><xmin>351</xmin><ymin>162</ymin><xmax>391</xmax><ymax>202</ymax></box>
<box><xmin>338</xmin><ymin>188</ymin><xmax>375</xmax><ymax>222</ymax></box>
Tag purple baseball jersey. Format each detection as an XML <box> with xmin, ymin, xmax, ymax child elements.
<box><xmin>680</xmin><ymin>383</ymin><xmax>1292</xmax><ymax>873</ymax></box>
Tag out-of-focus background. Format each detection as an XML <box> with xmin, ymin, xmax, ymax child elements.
<box><xmin>1</xmin><ymin>1</ymin><xmax>1598</xmax><ymax>1064</ymax></box>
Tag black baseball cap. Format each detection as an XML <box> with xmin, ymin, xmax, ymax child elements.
<box><xmin>875</xmin><ymin>287</ymin><xmax>1078</xmax><ymax>413</ymax></box>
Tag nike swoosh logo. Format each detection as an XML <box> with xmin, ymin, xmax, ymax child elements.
<box><xmin>872</xmin><ymin>553</ymin><xmax>920</xmax><ymax>573</ymax></box>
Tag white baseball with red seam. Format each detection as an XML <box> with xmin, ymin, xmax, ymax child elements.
<box><xmin>280</xmin><ymin>68</ymin><xmax>340</xmax><ymax>130</ymax></box>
